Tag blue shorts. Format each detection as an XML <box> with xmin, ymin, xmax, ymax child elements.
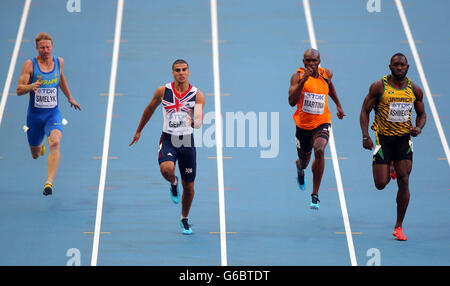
<box><xmin>158</xmin><ymin>132</ymin><xmax>196</xmax><ymax>183</ymax></box>
<box><xmin>26</xmin><ymin>110</ymin><xmax>63</xmax><ymax>146</ymax></box>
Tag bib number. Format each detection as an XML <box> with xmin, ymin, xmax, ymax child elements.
<box><xmin>167</xmin><ymin>112</ymin><xmax>190</xmax><ymax>134</ymax></box>
<box><xmin>302</xmin><ymin>92</ymin><xmax>325</xmax><ymax>115</ymax></box>
<box><xmin>34</xmin><ymin>88</ymin><xmax>57</xmax><ymax>108</ymax></box>
<box><xmin>388</xmin><ymin>102</ymin><xmax>412</xmax><ymax>122</ymax></box>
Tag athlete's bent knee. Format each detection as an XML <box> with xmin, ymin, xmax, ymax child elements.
<box><xmin>396</xmin><ymin>174</ymin><xmax>409</xmax><ymax>186</ymax></box>
<box><xmin>49</xmin><ymin>139</ymin><xmax>60</xmax><ymax>150</ymax></box>
<box><xmin>182</xmin><ymin>181</ymin><xmax>194</xmax><ymax>192</ymax></box>
<box><xmin>375</xmin><ymin>181</ymin><xmax>387</xmax><ymax>190</ymax></box>
<box><xmin>160</xmin><ymin>163</ymin><xmax>175</xmax><ymax>177</ymax></box>
<box><xmin>314</xmin><ymin>146</ymin><xmax>325</xmax><ymax>158</ymax></box>
<box><xmin>30</xmin><ymin>148</ymin><xmax>40</xmax><ymax>159</ymax></box>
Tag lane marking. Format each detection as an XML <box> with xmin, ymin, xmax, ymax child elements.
<box><xmin>100</xmin><ymin>93</ymin><xmax>124</xmax><ymax>96</ymax></box>
<box><xmin>206</xmin><ymin>93</ymin><xmax>229</xmax><ymax>97</ymax></box>
<box><xmin>335</xmin><ymin>232</ymin><xmax>362</xmax><ymax>235</ymax></box>
<box><xmin>400</xmin><ymin>39</ymin><xmax>422</xmax><ymax>44</ymax></box>
<box><xmin>302</xmin><ymin>0</ymin><xmax>357</xmax><ymax>266</ymax></box>
<box><xmin>209</xmin><ymin>232</ymin><xmax>237</xmax><ymax>234</ymax></box>
<box><xmin>302</xmin><ymin>39</ymin><xmax>324</xmax><ymax>43</ymax></box>
<box><xmin>204</xmin><ymin>39</ymin><xmax>227</xmax><ymax>44</ymax></box>
<box><xmin>91</xmin><ymin>0</ymin><xmax>124</xmax><ymax>267</ymax></box>
<box><xmin>106</xmin><ymin>39</ymin><xmax>128</xmax><ymax>43</ymax></box>
<box><xmin>208</xmin><ymin>156</ymin><xmax>232</xmax><ymax>159</ymax></box>
<box><xmin>328</xmin><ymin>187</ymin><xmax>354</xmax><ymax>191</ymax></box>
<box><xmin>206</xmin><ymin>53</ymin><xmax>226</xmax><ymax>57</ymax></box>
<box><xmin>0</xmin><ymin>0</ymin><xmax>31</xmax><ymax>128</ymax></box>
<box><xmin>105</xmin><ymin>53</ymin><xmax>128</xmax><ymax>57</ymax></box>
<box><xmin>210</xmin><ymin>0</ymin><xmax>228</xmax><ymax>267</ymax></box>
<box><xmin>92</xmin><ymin>156</ymin><xmax>118</xmax><ymax>159</ymax></box>
<box><xmin>97</xmin><ymin>114</ymin><xmax>122</xmax><ymax>118</ymax></box>
<box><xmin>7</xmin><ymin>39</ymin><xmax>30</xmax><ymax>43</ymax></box>
<box><xmin>395</xmin><ymin>0</ymin><xmax>450</xmax><ymax>167</ymax></box>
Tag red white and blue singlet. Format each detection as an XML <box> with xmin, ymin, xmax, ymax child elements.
<box><xmin>158</xmin><ymin>82</ymin><xmax>198</xmax><ymax>182</ymax></box>
<box><xmin>162</xmin><ymin>82</ymin><xmax>197</xmax><ymax>136</ymax></box>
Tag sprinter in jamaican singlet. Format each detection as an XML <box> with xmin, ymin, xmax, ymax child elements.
<box><xmin>16</xmin><ymin>32</ymin><xmax>81</xmax><ymax>196</ymax></box>
<box><xmin>288</xmin><ymin>48</ymin><xmax>346</xmax><ymax>209</ymax></box>
<box><xmin>130</xmin><ymin>59</ymin><xmax>205</xmax><ymax>235</ymax></box>
<box><xmin>360</xmin><ymin>53</ymin><xmax>426</xmax><ymax>241</ymax></box>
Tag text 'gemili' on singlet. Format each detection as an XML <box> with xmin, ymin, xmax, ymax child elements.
<box><xmin>162</xmin><ymin>82</ymin><xmax>197</xmax><ymax>136</ymax></box>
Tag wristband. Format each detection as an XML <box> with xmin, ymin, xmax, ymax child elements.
<box><xmin>363</xmin><ymin>137</ymin><xmax>369</xmax><ymax>141</ymax></box>
<box><xmin>30</xmin><ymin>83</ymin><xmax>33</xmax><ymax>91</ymax></box>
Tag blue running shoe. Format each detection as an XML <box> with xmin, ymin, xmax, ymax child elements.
<box><xmin>170</xmin><ymin>176</ymin><xmax>180</xmax><ymax>204</ymax></box>
<box><xmin>310</xmin><ymin>194</ymin><xmax>320</xmax><ymax>210</ymax></box>
<box><xmin>180</xmin><ymin>218</ymin><xmax>193</xmax><ymax>235</ymax></box>
<box><xmin>297</xmin><ymin>170</ymin><xmax>306</xmax><ymax>191</ymax></box>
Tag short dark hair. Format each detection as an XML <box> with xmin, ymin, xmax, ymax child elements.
<box><xmin>172</xmin><ymin>59</ymin><xmax>189</xmax><ymax>70</ymax></box>
<box><xmin>390</xmin><ymin>53</ymin><xmax>408</xmax><ymax>64</ymax></box>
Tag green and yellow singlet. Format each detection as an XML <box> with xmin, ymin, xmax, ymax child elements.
<box><xmin>371</xmin><ymin>75</ymin><xmax>415</xmax><ymax>136</ymax></box>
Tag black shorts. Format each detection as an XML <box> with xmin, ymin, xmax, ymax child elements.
<box><xmin>295</xmin><ymin>123</ymin><xmax>331</xmax><ymax>155</ymax></box>
<box><xmin>158</xmin><ymin>132</ymin><xmax>197</xmax><ymax>182</ymax></box>
<box><xmin>372</xmin><ymin>133</ymin><xmax>413</xmax><ymax>165</ymax></box>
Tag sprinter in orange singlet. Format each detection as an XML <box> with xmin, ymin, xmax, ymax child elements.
<box><xmin>288</xmin><ymin>49</ymin><xmax>345</xmax><ymax>209</ymax></box>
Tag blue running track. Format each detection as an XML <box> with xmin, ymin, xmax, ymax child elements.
<box><xmin>0</xmin><ymin>0</ymin><xmax>448</xmax><ymax>266</ymax></box>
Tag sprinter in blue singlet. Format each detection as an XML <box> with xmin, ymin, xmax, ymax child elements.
<box><xmin>16</xmin><ymin>32</ymin><xmax>81</xmax><ymax>196</ymax></box>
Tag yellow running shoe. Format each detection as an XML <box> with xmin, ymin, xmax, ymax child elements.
<box><xmin>40</xmin><ymin>140</ymin><xmax>46</xmax><ymax>156</ymax></box>
<box><xmin>43</xmin><ymin>182</ymin><xmax>53</xmax><ymax>196</ymax></box>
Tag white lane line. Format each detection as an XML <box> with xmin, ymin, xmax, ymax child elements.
<box><xmin>395</xmin><ymin>0</ymin><xmax>450</xmax><ymax>167</ymax></box>
<box><xmin>210</xmin><ymin>0</ymin><xmax>228</xmax><ymax>267</ymax></box>
<box><xmin>91</xmin><ymin>0</ymin><xmax>124</xmax><ymax>267</ymax></box>
<box><xmin>0</xmin><ymin>0</ymin><xmax>31</xmax><ymax>127</ymax></box>
<box><xmin>302</xmin><ymin>0</ymin><xmax>357</xmax><ymax>266</ymax></box>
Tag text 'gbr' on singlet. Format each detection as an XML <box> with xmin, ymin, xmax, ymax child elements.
<box><xmin>371</xmin><ymin>75</ymin><xmax>416</xmax><ymax>136</ymax></box>
<box><xmin>162</xmin><ymin>82</ymin><xmax>197</xmax><ymax>136</ymax></box>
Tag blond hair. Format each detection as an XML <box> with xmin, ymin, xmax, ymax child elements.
<box><xmin>35</xmin><ymin>32</ymin><xmax>53</xmax><ymax>46</ymax></box>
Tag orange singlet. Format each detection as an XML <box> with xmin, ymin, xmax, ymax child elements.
<box><xmin>293</xmin><ymin>67</ymin><xmax>331</xmax><ymax>130</ymax></box>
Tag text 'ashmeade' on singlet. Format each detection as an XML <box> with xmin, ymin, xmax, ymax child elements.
<box><xmin>371</xmin><ymin>75</ymin><xmax>416</xmax><ymax>136</ymax></box>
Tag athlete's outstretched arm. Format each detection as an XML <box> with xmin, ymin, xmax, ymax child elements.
<box><xmin>325</xmin><ymin>69</ymin><xmax>345</xmax><ymax>119</ymax></box>
<box><xmin>129</xmin><ymin>86</ymin><xmax>164</xmax><ymax>146</ymax></box>
<box><xmin>16</xmin><ymin>60</ymin><xmax>36</xmax><ymax>96</ymax></box>
<box><xmin>360</xmin><ymin>80</ymin><xmax>383</xmax><ymax>150</ymax></box>
<box><xmin>411</xmin><ymin>84</ymin><xmax>426</xmax><ymax>137</ymax></box>
<box><xmin>59</xmin><ymin>58</ymin><xmax>81</xmax><ymax>110</ymax></box>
